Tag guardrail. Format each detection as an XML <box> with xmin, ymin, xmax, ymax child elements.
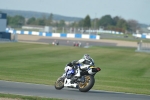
<box><xmin>132</xmin><ymin>34</ymin><xmax>150</xmax><ymax>39</ymax></box>
<box><xmin>6</xmin><ymin>29</ymin><xmax>100</xmax><ymax>40</ymax></box>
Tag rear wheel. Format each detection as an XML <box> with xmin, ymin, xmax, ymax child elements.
<box><xmin>78</xmin><ymin>75</ymin><xmax>95</xmax><ymax>92</ymax></box>
<box><xmin>54</xmin><ymin>78</ymin><xmax>64</xmax><ymax>90</ymax></box>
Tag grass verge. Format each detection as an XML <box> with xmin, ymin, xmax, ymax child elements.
<box><xmin>0</xmin><ymin>93</ymin><xmax>62</xmax><ymax>100</ymax></box>
<box><xmin>0</xmin><ymin>42</ymin><xmax>150</xmax><ymax>95</ymax></box>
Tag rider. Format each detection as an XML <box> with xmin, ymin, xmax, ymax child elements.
<box><xmin>77</xmin><ymin>54</ymin><xmax>94</xmax><ymax>69</ymax></box>
<box><xmin>61</xmin><ymin>54</ymin><xmax>94</xmax><ymax>79</ymax></box>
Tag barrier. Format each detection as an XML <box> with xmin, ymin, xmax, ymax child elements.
<box><xmin>132</xmin><ymin>34</ymin><xmax>150</xmax><ymax>39</ymax></box>
<box><xmin>136</xmin><ymin>40</ymin><xmax>150</xmax><ymax>53</ymax></box>
<box><xmin>6</xmin><ymin>29</ymin><xmax>100</xmax><ymax>40</ymax></box>
<box><xmin>0</xmin><ymin>32</ymin><xmax>11</xmax><ymax>39</ymax></box>
<box><xmin>87</xmin><ymin>30</ymin><xmax>124</xmax><ymax>34</ymax></box>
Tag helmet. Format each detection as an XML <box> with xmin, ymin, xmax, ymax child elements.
<box><xmin>72</xmin><ymin>60</ymin><xmax>78</xmax><ymax>65</ymax></box>
<box><xmin>83</xmin><ymin>54</ymin><xmax>91</xmax><ymax>60</ymax></box>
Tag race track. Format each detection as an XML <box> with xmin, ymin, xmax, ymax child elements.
<box><xmin>0</xmin><ymin>80</ymin><xmax>149</xmax><ymax>100</ymax></box>
<box><xmin>17</xmin><ymin>35</ymin><xmax>138</xmax><ymax>47</ymax></box>
<box><xmin>0</xmin><ymin>35</ymin><xmax>144</xmax><ymax>100</ymax></box>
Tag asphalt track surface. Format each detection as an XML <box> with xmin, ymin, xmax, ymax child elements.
<box><xmin>0</xmin><ymin>80</ymin><xmax>150</xmax><ymax>100</ymax></box>
<box><xmin>17</xmin><ymin>35</ymin><xmax>138</xmax><ymax>48</ymax></box>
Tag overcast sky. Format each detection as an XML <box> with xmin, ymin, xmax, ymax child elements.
<box><xmin>0</xmin><ymin>0</ymin><xmax>149</xmax><ymax>24</ymax></box>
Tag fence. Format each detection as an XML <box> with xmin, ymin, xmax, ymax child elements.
<box><xmin>136</xmin><ymin>40</ymin><xmax>150</xmax><ymax>53</ymax></box>
<box><xmin>133</xmin><ymin>34</ymin><xmax>150</xmax><ymax>39</ymax></box>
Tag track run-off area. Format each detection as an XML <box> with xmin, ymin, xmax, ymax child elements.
<box><xmin>0</xmin><ymin>35</ymin><xmax>149</xmax><ymax>100</ymax></box>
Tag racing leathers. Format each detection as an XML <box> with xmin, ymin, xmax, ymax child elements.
<box><xmin>77</xmin><ymin>57</ymin><xmax>94</xmax><ymax>70</ymax></box>
<box><xmin>61</xmin><ymin>58</ymin><xmax>94</xmax><ymax>79</ymax></box>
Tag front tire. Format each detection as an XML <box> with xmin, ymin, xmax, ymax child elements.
<box><xmin>78</xmin><ymin>75</ymin><xmax>95</xmax><ymax>92</ymax></box>
<box><xmin>54</xmin><ymin>78</ymin><xmax>64</xmax><ymax>90</ymax></box>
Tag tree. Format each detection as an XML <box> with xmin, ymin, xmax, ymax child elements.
<box><xmin>70</xmin><ymin>22</ymin><xmax>78</xmax><ymax>28</ymax></box>
<box><xmin>37</xmin><ymin>18</ymin><xmax>45</xmax><ymax>26</ymax></box>
<box><xmin>59</xmin><ymin>20</ymin><xmax>65</xmax><ymax>27</ymax></box>
<box><xmin>83</xmin><ymin>15</ymin><xmax>91</xmax><ymax>28</ymax></box>
<box><xmin>113</xmin><ymin>16</ymin><xmax>120</xmax><ymax>26</ymax></box>
<box><xmin>53</xmin><ymin>22</ymin><xmax>59</xmax><ymax>27</ymax></box>
<box><xmin>78</xmin><ymin>19</ymin><xmax>84</xmax><ymax>27</ymax></box>
<box><xmin>47</xmin><ymin>13</ymin><xmax>53</xmax><ymax>26</ymax></box>
<box><xmin>7</xmin><ymin>15</ymin><xmax>25</xmax><ymax>28</ymax></box>
<box><xmin>27</xmin><ymin>17</ymin><xmax>36</xmax><ymax>25</ymax></box>
<box><xmin>98</xmin><ymin>15</ymin><xmax>114</xmax><ymax>28</ymax></box>
<box><xmin>15</xmin><ymin>15</ymin><xmax>25</xmax><ymax>26</ymax></box>
<box><xmin>116</xmin><ymin>18</ymin><xmax>128</xmax><ymax>32</ymax></box>
<box><xmin>127</xmin><ymin>19</ymin><xmax>139</xmax><ymax>33</ymax></box>
<box><xmin>91</xmin><ymin>18</ymin><xmax>99</xmax><ymax>29</ymax></box>
<box><xmin>7</xmin><ymin>16</ymin><xmax>11</xmax><ymax>25</ymax></box>
<box><xmin>42</xmin><ymin>14</ymin><xmax>47</xmax><ymax>26</ymax></box>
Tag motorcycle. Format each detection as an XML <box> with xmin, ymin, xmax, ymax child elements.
<box><xmin>54</xmin><ymin>64</ymin><xmax>101</xmax><ymax>92</ymax></box>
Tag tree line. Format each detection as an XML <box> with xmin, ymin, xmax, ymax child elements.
<box><xmin>7</xmin><ymin>14</ymin><xmax>139</xmax><ymax>33</ymax></box>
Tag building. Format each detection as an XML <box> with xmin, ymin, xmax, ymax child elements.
<box><xmin>0</xmin><ymin>13</ymin><xmax>7</xmax><ymax>33</ymax></box>
<box><xmin>22</xmin><ymin>25</ymin><xmax>44</xmax><ymax>30</ymax></box>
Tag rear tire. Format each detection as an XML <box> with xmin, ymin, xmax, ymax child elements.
<box><xmin>78</xmin><ymin>75</ymin><xmax>95</xmax><ymax>92</ymax></box>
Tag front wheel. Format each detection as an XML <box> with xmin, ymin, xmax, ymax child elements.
<box><xmin>78</xmin><ymin>75</ymin><xmax>95</xmax><ymax>92</ymax></box>
<box><xmin>54</xmin><ymin>78</ymin><xmax>64</xmax><ymax>90</ymax></box>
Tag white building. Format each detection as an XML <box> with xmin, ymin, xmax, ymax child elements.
<box><xmin>148</xmin><ymin>26</ymin><xmax>150</xmax><ymax>30</ymax></box>
<box><xmin>22</xmin><ymin>25</ymin><xmax>44</xmax><ymax>30</ymax></box>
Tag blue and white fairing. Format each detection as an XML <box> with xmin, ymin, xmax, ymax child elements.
<box><xmin>66</xmin><ymin>69</ymin><xmax>75</xmax><ymax>76</ymax></box>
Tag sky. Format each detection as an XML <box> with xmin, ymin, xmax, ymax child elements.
<box><xmin>0</xmin><ymin>0</ymin><xmax>150</xmax><ymax>24</ymax></box>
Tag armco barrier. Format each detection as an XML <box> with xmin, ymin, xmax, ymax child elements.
<box><xmin>6</xmin><ymin>29</ymin><xmax>100</xmax><ymax>40</ymax></box>
<box><xmin>132</xmin><ymin>34</ymin><xmax>150</xmax><ymax>39</ymax></box>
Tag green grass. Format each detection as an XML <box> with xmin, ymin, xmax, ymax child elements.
<box><xmin>0</xmin><ymin>43</ymin><xmax>150</xmax><ymax>95</ymax></box>
<box><xmin>0</xmin><ymin>93</ymin><xmax>63</xmax><ymax>100</ymax></box>
<box><xmin>102</xmin><ymin>38</ymin><xmax>150</xmax><ymax>43</ymax></box>
<box><xmin>99</xmin><ymin>33</ymin><xmax>150</xmax><ymax>43</ymax></box>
